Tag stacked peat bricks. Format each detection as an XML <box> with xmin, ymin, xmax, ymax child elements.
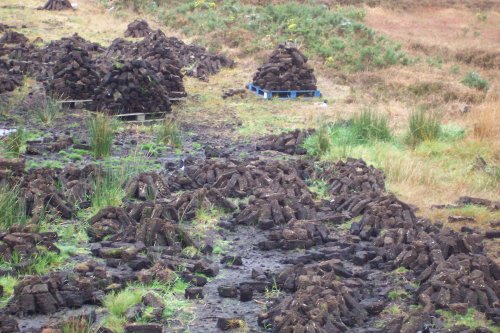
<box><xmin>39</xmin><ymin>0</ymin><xmax>73</xmax><ymax>10</ymax></box>
<box><xmin>257</xmin><ymin>129</ymin><xmax>314</xmax><ymax>155</ymax></box>
<box><xmin>5</xmin><ymin>264</ymin><xmax>113</xmax><ymax>316</ymax></box>
<box><xmin>252</xmin><ymin>42</ymin><xmax>317</xmax><ymax>91</ymax></box>
<box><xmin>91</xmin><ymin>60</ymin><xmax>171</xmax><ymax>114</ymax></box>
<box><xmin>0</xmin><ymin>226</ymin><xmax>59</xmax><ymax>273</ymax></box>
<box><xmin>259</xmin><ymin>259</ymin><xmax>367</xmax><ymax>331</ymax></box>
<box><xmin>20</xmin><ymin>168</ymin><xmax>74</xmax><ymax>220</ymax></box>
<box><xmin>317</xmin><ymin>158</ymin><xmax>385</xmax><ymax>197</ymax></box>
<box><xmin>47</xmin><ymin>40</ymin><xmax>100</xmax><ymax>99</ymax></box>
<box><xmin>0</xmin><ymin>31</ymin><xmax>28</xmax><ymax>45</ymax></box>
<box><xmin>157</xmin><ymin>33</ymin><xmax>234</xmax><ymax>80</ymax></box>
<box><xmin>124</xmin><ymin>19</ymin><xmax>153</xmax><ymax>38</ymax></box>
<box><xmin>0</xmin><ymin>60</ymin><xmax>23</xmax><ymax>94</ymax></box>
<box><xmin>259</xmin><ymin>219</ymin><xmax>331</xmax><ymax>250</ymax></box>
<box><xmin>134</xmin><ymin>34</ymin><xmax>186</xmax><ymax>97</ymax></box>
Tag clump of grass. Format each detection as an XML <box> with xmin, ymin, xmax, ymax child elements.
<box><xmin>405</xmin><ymin>109</ymin><xmax>441</xmax><ymax>147</ymax></box>
<box><xmin>87</xmin><ymin>171</ymin><xmax>126</xmax><ymax>218</ymax></box>
<box><xmin>0</xmin><ymin>246</ymin><xmax>74</xmax><ymax>276</ymax></box>
<box><xmin>0</xmin><ymin>275</ymin><xmax>18</xmax><ymax>307</ymax></box>
<box><xmin>36</xmin><ymin>96</ymin><xmax>62</xmax><ymax>125</ymax></box>
<box><xmin>303</xmin><ymin>123</ymin><xmax>331</xmax><ymax>157</ymax></box>
<box><xmin>0</xmin><ymin>185</ymin><xmax>28</xmax><ymax>231</ymax></box>
<box><xmin>61</xmin><ymin>318</ymin><xmax>93</xmax><ymax>333</ymax></box>
<box><xmin>470</xmin><ymin>94</ymin><xmax>499</xmax><ymax>140</ymax></box>
<box><xmin>437</xmin><ymin>308</ymin><xmax>497</xmax><ymax>331</ymax></box>
<box><xmin>351</xmin><ymin>109</ymin><xmax>392</xmax><ymax>143</ymax></box>
<box><xmin>461</xmin><ymin>71</ymin><xmax>489</xmax><ymax>91</ymax></box>
<box><xmin>3</xmin><ymin>128</ymin><xmax>26</xmax><ymax>157</ymax></box>
<box><xmin>156</xmin><ymin>117</ymin><xmax>182</xmax><ymax>148</ymax></box>
<box><xmin>88</xmin><ymin>114</ymin><xmax>115</xmax><ymax>159</ymax></box>
<box><xmin>388</xmin><ymin>289</ymin><xmax>409</xmax><ymax>301</ymax></box>
<box><xmin>101</xmin><ymin>279</ymin><xmax>191</xmax><ymax>333</ymax></box>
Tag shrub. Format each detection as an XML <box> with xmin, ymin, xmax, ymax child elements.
<box><xmin>406</xmin><ymin>110</ymin><xmax>441</xmax><ymax>146</ymax></box>
<box><xmin>462</xmin><ymin>71</ymin><xmax>489</xmax><ymax>91</ymax></box>
<box><xmin>88</xmin><ymin>114</ymin><xmax>115</xmax><ymax>159</ymax></box>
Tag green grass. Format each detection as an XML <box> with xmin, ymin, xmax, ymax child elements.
<box><xmin>388</xmin><ymin>289</ymin><xmax>409</xmax><ymax>301</ymax></box>
<box><xmin>101</xmin><ymin>278</ymin><xmax>192</xmax><ymax>333</ymax></box>
<box><xmin>88</xmin><ymin>114</ymin><xmax>115</xmax><ymax>159</ymax></box>
<box><xmin>126</xmin><ymin>1</ymin><xmax>410</xmax><ymax>72</ymax></box>
<box><xmin>26</xmin><ymin>159</ymin><xmax>65</xmax><ymax>169</ymax></box>
<box><xmin>352</xmin><ymin>109</ymin><xmax>392</xmax><ymax>143</ymax></box>
<box><xmin>0</xmin><ymin>275</ymin><xmax>18</xmax><ymax>308</ymax></box>
<box><xmin>35</xmin><ymin>95</ymin><xmax>62</xmax><ymax>125</ymax></box>
<box><xmin>0</xmin><ymin>245</ymin><xmax>74</xmax><ymax>276</ymax></box>
<box><xmin>0</xmin><ymin>185</ymin><xmax>28</xmax><ymax>231</ymax></box>
<box><xmin>437</xmin><ymin>309</ymin><xmax>499</xmax><ymax>333</ymax></box>
<box><xmin>86</xmin><ymin>170</ymin><xmax>126</xmax><ymax>218</ymax></box>
<box><xmin>2</xmin><ymin>128</ymin><xmax>26</xmax><ymax>157</ymax></box>
<box><xmin>461</xmin><ymin>71</ymin><xmax>489</xmax><ymax>91</ymax></box>
<box><xmin>307</xmin><ymin>179</ymin><xmax>330</xmax><ymax>200</ymax></box>
<box><xmin>156</xmin><ymin>117</ymin><xmax>182</xmax><ymax>148</ymax></box>
<box><xmin>405</xmin><ymin>109</ymin><xmax>442</xmax><ymax>147</ymax></box>
<box><xmin>140</xmin><ymin>142</ymin><xmax>167</xmax><ymax>157</ymax></box>
<box><xmin>304</xmin><ymin>111</ymin><xmax>391</xmax><ymax>158</ymax></box>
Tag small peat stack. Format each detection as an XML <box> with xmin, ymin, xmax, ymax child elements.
<box><xmin>156</xmin><ymin>33</ymin><xmax>234</xmax><ymax>80</ymax></box>
<box><xmin>124</xmin><ymin>19</ymin><xmax>153</xmax><ymax>38</ymax></box>
<box><xmin>136</xmin><ymin>35</ymin><xmax>186</xmax><ymax>97</ymax></box>
<box><xmin>47</xmin><ymin>41</ymin><xmax>100</xmax><ymax>99</ymax></box>
<box><xmin>39</xmin><ymin>0</ymin><xmax>73</xmax><ymax>10</ymax></box>
<box><xmin>0</xmin><ymin>60</ymin><xmax>23</xmax><ymax>94</ymax></box>
<box><xmin>252</xmin><ymin>43</ymin><xmax>317</xmax><ymax>91</ymax></box>
<box><xmin>92</xmin><ymin>60</ymin><xmax>171</xmax><ymax>115</ymax></box>
<box><xmin>0</xmin><ymin>31</ymin><xmax>28</xmax><ymax>45</ymax></box>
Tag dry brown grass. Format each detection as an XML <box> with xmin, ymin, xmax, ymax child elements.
<box><xmin>470</xmin><ymin>92</ymin><xmax>500</xmax><ymax>140</ymax></box>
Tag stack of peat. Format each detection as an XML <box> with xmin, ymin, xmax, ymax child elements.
<box><xmin>39</xmin><ymin>0</ymin><xmax>73</xmax><ymax>10</ymax></box>
<box><xmin>134</xmin><ymin>34</ymin><xmax>186</xmax><ymax>97</ymax></box>
<box><xmin>124</xmin><ymin>19</ymin><xmax>153</xmax><ymax>38</ymax></box>
<box><xmin>0</xmin><ymin>62</ymin><xmax>23</xmax><ymax>94</ymax></box>
<box><xmin>47</xmin><ymin>40</ymin><xmax>100</xmax><ymax>99</ymax></box>
<box><xmin>159</xmin><ymin>34</ymin><xmax>234</xmax><ymax>80</ymax></box>
<box><xmin>0</xmin><ymin>31</ymin><xmax>28</xmax><ymax>45</ymax></box>
<box><xmin>257</xmin><ymin>129</ymin><xmax>314</xmax><ymax>155</ymax></box>
<box><xmin>252</xmin><ymin>43</ymin><xmax>317</xmax><ymax>91</ymax></box>
<box><xmin>91</xmin><ymin>60</ymin><xmax>171</xmax><ymax>115</ymax></box>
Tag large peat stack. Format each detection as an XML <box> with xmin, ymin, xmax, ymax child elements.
<box><xmin>39</xmin><ymin>0</ymin><xmax>73</xmax><ymax>10</ymax></box>
<box><xmin>252</xmin><ymin>43</ymin><xmax>317</xmax><ymax>91</ymax></box>
<box><xmin>47</xmin><ymin>41</ymin><xmax>100</xmax><ymax>99</ymax></box>
<box><xmin>124</xmin><ymin>19</ymin><xmax>153</xmax><ymax>38</ymax></box>
<box><xmin>92</xmin><ymin>60</ymin><xmax>171</xmax><ymax>114</ymax></box>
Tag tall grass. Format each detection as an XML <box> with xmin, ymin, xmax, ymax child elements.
<box><xmin>352</xmin><ymin>109</ymin><xmax>392</xmax><ymax>143</ymax></box>
<box><xmin>36</xmin><ymin>95</ymin><xmax>62</xmax><ymax>125</ymax></box>
<box><xmin>156</xmin><ymin>116</ymin><xmax>182</xmax><ymax>147</ymax></box>
<box><xmin>406</xmin><ymin>110</ymin><xmax>441</xmax><ymax>147</ymax></box>
<box><xmin>88</xmin><ymin>114</ymin><xmax>115</xmax><ymax>159</ymax></box>
<box><xmin>470</xmin><ymin>93</ymin><xmax>500</xmax><ymax>140</ymax></box>
<box><xmin>0</xmin><ymin>185</ymin><xmax>28</xmax><ymax>231</ymax></box>
<box><xmin>3</xmin><ymin>128</ymin><xmax>26</xmax><ymax>157</ymax></box>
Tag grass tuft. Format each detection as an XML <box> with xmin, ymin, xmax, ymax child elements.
<box><xmin>0</xmin><ymin>185</ymin><xmax>28</xmax><ymax>231</ymax></box>
<box><xmin>405</xmin><ymin>109</ymin><xmax>441</xmax><ymax>147</ymax></box>
<box><xmin>156</xmin><ymin>116</ymin><xmax>182</xmax><ymax>148</ymax></box>
<box><xmin>88</xmin><ymin>114</ymin><xmax>115</xmax><ymax>159</ymax></box>
<box><xmin>35</xmin><ymin>95</ymin><xmax>62</xmax><ymax>125</ymax></box>
<box><xmin>461</xmin><ymin>71</ymin><xmax>489</xmax><ymax>91</ymax></box>
<box><xmin>351</xmin><ymin>109</ymin><xmax>392</xmax><ymax>143</ymax></box>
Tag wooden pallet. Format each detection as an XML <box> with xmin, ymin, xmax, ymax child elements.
<box><xmin>113</xmin><ymin>112</ymin><xmax>167</xmax><ymax>123</ymax></box>
<box><xmin>246</xmin><ymin>83</ymin><xmax>321</xmax><ymax>100</ymax></box>
<box><xmin>56</xmin><ymin>99</ymin><xmax>93</xmax><ymax>108</ymax></box>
